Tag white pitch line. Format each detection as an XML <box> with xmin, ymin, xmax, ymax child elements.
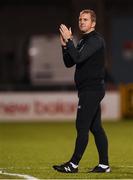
<box><xmin>0</xmin><ymin>170</ymin><xmax>39</xmax><ymax>180</ymax></box>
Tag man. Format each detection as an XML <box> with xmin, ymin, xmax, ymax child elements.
<box><xmin>53</xmin><ymin>9</ymin><xmax>110</xmax><ymax>173</ymax></box>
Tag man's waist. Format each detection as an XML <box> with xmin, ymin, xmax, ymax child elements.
<box><xmin>76</xmin><ymin>79</ymin><xmax>105</xmax><ymax>91</ymax></box>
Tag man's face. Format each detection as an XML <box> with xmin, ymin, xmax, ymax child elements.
<box><xmin>79</xmin><ymin>13</ymin><xmax>95</xmax><ymax>33</ymax></box>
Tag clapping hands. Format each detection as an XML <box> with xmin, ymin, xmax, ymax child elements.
<box><xmin>59</xmin><ymin>24</ymin><xmax>72</xmax><ymax>46</ymax></box>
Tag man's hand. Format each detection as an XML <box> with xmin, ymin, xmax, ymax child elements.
<box><xmin>59</xmin><ymin>24</ymin><xmax>72</xmax><ymax>43</ymax></box>
<box><xmin>60</xmin><ymin>34</ymin><xmax>66</xmax><ymax>46</ymax></box>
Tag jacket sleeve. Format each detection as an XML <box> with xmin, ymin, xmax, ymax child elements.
<box><xmin>65</xmin><ymin>37</ymin><xmax>103</xmax><ymax>64</ymax></box>
<box><xmin>62</xmin><ymin>46</ymin><xmax>75</xmax><ymax>68</ymax></box>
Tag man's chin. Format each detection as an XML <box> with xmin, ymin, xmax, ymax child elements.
<box><xmin>79</xmin><ymin>28</ymin><xmax>87</xmax><ymax>33</ymax></box>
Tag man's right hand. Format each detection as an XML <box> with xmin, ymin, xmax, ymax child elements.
<box><xmin>59</xmin><ymin>24</ymin><xmax>73</xmax><ymax>46</ymax></box>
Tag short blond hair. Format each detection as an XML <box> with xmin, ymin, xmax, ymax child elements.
<box><xmin>80</xmin><ymin>9</ymin><xmax>96</xmax><ymax>23</ymax></box>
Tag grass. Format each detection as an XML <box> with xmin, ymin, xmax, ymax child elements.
<box><xmin>0</xmin><ymin>120</ymin><xmax>133</xmax><ymax>179</ymax></box>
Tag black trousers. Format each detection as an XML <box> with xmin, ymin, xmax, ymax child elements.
<box><xmin>70</xmin><ymin>90</ymin><xmax>109</xmax><ymax>165</ymax></box>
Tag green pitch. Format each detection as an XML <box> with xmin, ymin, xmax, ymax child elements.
<box><xmin>0</xmin><ymin>120</ymin><xmax>133</xmax><ymax>179</ymax></box>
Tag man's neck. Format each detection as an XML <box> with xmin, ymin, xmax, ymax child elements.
<box><xmin>83</xmin><ymin>28</ymin><xmax>95</xmax><ymax>34</ymax></box>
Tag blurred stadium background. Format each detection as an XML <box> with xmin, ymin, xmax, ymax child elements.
<box><xmin>0</xmin><ymin>0</ymin><xmax>133</xmax><ymax>179</ymax></box>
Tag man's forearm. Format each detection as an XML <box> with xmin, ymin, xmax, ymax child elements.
<box><xmin>62</xmin><ymin>46</ymin><xmax>75</xmax><ymax>68</ymax></box>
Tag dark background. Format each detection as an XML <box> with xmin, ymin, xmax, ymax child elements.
<box><xmin>0</xmin><ymin>0</ymin><xmax>133</xmax><ymax>91</ymax></box>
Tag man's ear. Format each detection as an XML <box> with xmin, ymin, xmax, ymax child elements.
<box><xmin>91</xmin><ymin>21</ymin><xmax>96</xmax><ymax>28</ymax></box>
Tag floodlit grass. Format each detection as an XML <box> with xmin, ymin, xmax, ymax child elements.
<box><xmin>0</xmin><ymin>120</ymin><xmax>133</xmax><ymax>179</ymax></box>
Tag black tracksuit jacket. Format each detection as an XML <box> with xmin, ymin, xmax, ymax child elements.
<box><xmin>62</xmin><ymin>30</ymin><xmax>105</xmax><ymax>93</ymax></box>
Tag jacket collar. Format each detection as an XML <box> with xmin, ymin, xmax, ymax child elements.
<box><xmin>82</xmin><ymin>30</ymin><xmax>96</xmax><ymax>39</ymax></box>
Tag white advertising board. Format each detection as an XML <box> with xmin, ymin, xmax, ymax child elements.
<box><xmin>0</xmin><ymin>92</ymin><xmax>120</xmax><ymax>122</ymax></box>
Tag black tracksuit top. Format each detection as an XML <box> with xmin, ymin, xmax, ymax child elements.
<box><xmin>62</xmin><ymin>30</ymin><xmax>105</xmax><ymax>92</ymax></box>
